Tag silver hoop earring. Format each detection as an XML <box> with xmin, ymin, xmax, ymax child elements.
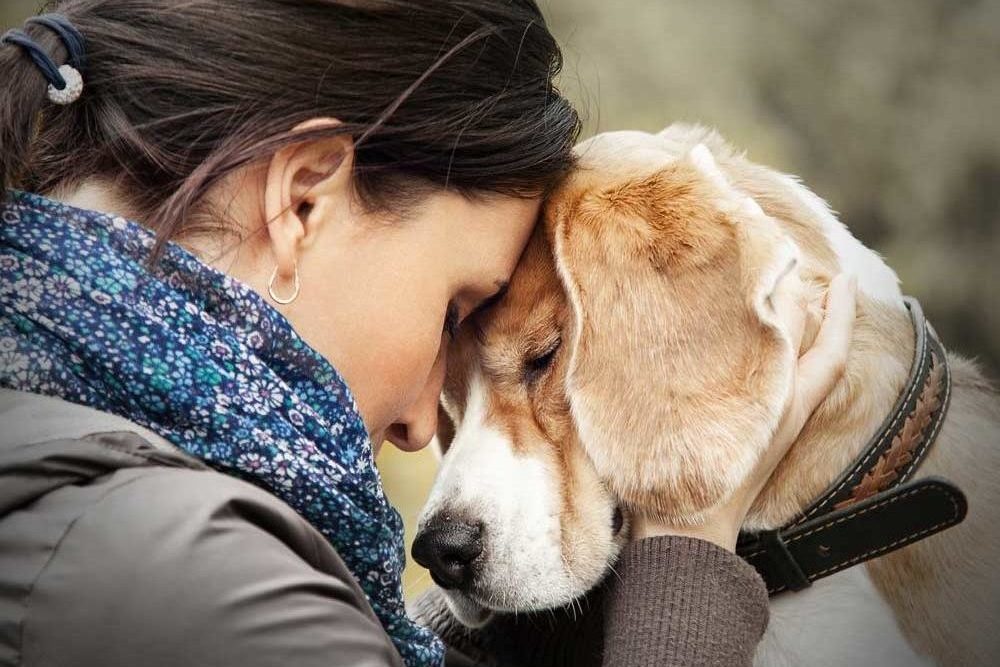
<box><xmin>268</xmin><ymin>264</ymin><xmax>300</xmax><ymax>305</ymax></box>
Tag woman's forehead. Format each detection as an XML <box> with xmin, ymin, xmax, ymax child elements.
<box><xmin>445</xmin><ymin>193</ymin><xmax>541</xmax><ymax>272</ymax></box>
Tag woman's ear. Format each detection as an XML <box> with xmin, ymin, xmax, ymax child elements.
<box><xmin>263</xmin><ymin>118</ymin><xmax>353</xmax><ymax>283</ymax></box>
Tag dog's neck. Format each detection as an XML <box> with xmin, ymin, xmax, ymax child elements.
<box><xmin>749</xmin><ymin>293</ymin><xmax>917</xmax><ymax>530</ymax></box>
<box><xmin>745</xmin><ymin>179</ymin><xmax>919</xmax><ymax>529</ymax></box>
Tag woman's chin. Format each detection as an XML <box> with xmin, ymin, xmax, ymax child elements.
<box><xmin>443</xmin><ymin>590</ymin><xmax>495</xmax><ymax>629</ymax></box>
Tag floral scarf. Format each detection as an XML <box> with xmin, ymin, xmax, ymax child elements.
<box><xmin>0</xmin><ymin>190</ymin><xmax>444</xmax><ymax>667</ymax></box>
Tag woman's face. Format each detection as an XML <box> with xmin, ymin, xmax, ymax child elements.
<box><xmin>292</xmin><ymin>192</ymin><xmax>540</xmax><ymax>454</ymax></box>
<box><xmin>202</xmin><ymin>133</ymin><xmax>541</xmax><ymax>455</ymax></box>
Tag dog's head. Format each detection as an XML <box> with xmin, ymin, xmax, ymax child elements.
<box><xmin>412</xmin><ymin>221</ymin><xmax>626</xmax><ymax>626</ymax></box>
<box><xmin>413</xmin><ymin>126</ymin><xmax>834</xmax><ymax>626</ymax></box>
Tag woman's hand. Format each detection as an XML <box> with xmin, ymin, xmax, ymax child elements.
<box><xmin>633</xmin><ymin>273</ymin><xmax>858</xmax><ymax>551</ymax></box>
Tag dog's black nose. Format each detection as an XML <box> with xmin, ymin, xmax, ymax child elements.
<box><xmin>411</xmin><ymin>515</ymin><xmax>483</xmax><ymax>590</ymax></box>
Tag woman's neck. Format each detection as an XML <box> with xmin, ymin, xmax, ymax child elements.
<box><xmin>42</xmin><ymin>176</ymin><xmax>256</xmax><ymax>275</ymax></box>
<box><xmin>45</xmin><ymin>178</ymin><xmax>141</xmax><ymax>222</ymax></box>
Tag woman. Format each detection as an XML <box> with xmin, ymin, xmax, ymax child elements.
<box><xmin>0</xmin><ymin>2</ymin><xmax>854</xmax><ymax>666</ymax></box>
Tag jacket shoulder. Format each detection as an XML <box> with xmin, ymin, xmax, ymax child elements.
<box><xmin>20</xmin><ymin>465</ymin><xmax>404</xmax><ymax>667</ymax></box>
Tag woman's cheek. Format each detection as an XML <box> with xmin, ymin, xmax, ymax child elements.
<box><xmin>367</xmin><ymin>328</ymin><xmax>442</xmax><ymax>434</ymax></box>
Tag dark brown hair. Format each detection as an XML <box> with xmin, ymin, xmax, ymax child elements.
<box><xmin>1</xmin><ymin>0</ymin><xmax>580</xmax><ymax>260</ymax></box>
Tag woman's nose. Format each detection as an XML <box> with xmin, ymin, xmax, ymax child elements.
<box><xmin>385</xmin><ymin>347</ymin><xmax>447</xmax><ymax>452</ymax></box>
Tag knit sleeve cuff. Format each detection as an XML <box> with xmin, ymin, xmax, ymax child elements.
<box><xmin>603</xmin><ymin>535</ymin><xmax>769</xmax><ymax>667</ymax></box>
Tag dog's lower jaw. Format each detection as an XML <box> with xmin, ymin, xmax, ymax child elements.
<box><xmin>443</xmin><ymin>590</ymin><xmax>494</xmax><ymax>628</ymax></box>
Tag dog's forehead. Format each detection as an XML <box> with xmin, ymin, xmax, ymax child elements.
<box><xmin>573</xmin><ymin>130</ymin><xmax>677</xmax><ymax>175</ymax></box>
<box><xmin>444</xmin><ymin>230</ymin><xmax>566</xmax><ymax>398</ymax></box>
<box><xmin>492</xmin><ymin>233</ymin><xmax>564</xmax><ymax>327</ymax></box>
<box><xmin>477</xmin><ymin>232</ymin><xmax>566</xmax><ymax>371</ymax></box>
<box><xmin>547</xmin><ymin>130</ymin><xmax>701</xmax><ymax>222</ymax></box>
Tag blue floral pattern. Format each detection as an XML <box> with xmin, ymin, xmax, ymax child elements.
<box><xmin>0</xmin><ymin>191</ymin><xmax>444</xmax><ymax>667</ymax></box>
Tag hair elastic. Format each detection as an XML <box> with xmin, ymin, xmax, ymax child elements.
<box><xmin>1</xmin><ymin>13</ymin><xmax>86</xmax><ymax>105</ymax></box>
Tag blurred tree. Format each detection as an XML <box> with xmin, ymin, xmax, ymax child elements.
<box><xmin>545</xmin><ymin>0</ymin><xmax>1000</xmax><ymax>376</ymax></box>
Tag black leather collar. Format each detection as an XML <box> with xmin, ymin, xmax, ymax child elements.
<box><xmin>737</xmin><ymin>297</ymin><xmax>967</xmax><ymax>595</ymax></box>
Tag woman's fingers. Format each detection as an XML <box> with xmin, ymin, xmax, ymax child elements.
<box><xmin>755</xmin><ymin>273</ymin><xmax>857</xmax><ymax>481</ymax></box>
<box><xmin>794</xmin><ymin>273</ymin><xmax>857</xmax><ymax>414</ymax></box>
<box><xmin>655</xmin><ymin>273</ymin><xmax>858</xmax><ymax>547</ymax></box>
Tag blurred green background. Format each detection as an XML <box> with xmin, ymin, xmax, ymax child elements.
<box><xmin>4</xmin><ymin>0</ymin><xmax>998</xmax><ymax>599</ymax></box>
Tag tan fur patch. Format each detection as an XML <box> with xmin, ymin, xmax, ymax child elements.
<box><xmin>546</xmin><ymin>145</ymin><xmax>799</xmax><ymax>522</ymax></box>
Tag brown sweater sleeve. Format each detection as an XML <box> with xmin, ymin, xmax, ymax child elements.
<box><xmin>412</xmin><ymin>535</ymin><xmax>769</xmax><ymax>667</ymax></box>
<box><xmin>603</xmin><ymin>536</ymin><xmax>769</xmax><ymax>667</ymax></box>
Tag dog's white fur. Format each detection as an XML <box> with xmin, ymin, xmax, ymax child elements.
<box><xmin>780</xmin><ymin>174</ymin><xmax>903</xmax><ymax>305</ymax></box>
<box><xmin>419</xmin><ymin>370</ymin><xmax>621</xmax><ymax>626</ymax></box>
<box><xmin>419</xmin><ymin>125</ymin><xmax>1000</xmax><ymax>665</ymax></box>
<box><xmin>421</xmin><ymin>371</ymin><xmax>568</xmax><ymax>622</ymax></box>
<box><xmin>757</xmin><ymin>567</ymin><xmax>934</xmax><ymax>667</ymax></box>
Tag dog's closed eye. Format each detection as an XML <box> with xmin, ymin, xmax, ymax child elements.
<box><xmin>524</xmin><ymin>337</ymin><xmax>561</xmax><ymax>384</ymax></box>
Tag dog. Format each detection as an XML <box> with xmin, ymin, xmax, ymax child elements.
<box><xmin>412</xmin><ymin>124</ymin><xmax>1000</xmax><ymax>666</ymax></box>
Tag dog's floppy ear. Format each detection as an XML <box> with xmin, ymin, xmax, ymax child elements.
<box><xmin>547</xmin><ymin>144</ymin><xmax>802</xmax><ymax>523</ymax></box>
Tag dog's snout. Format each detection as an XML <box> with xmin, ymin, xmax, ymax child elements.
<box><xmin>411</xmin><ymin>515</ymin><xmax>484</xmax><ymax>590</ymax></box>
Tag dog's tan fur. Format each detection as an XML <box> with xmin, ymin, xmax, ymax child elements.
<box><xmin>548</xmin><ymin>143</ymin><xmax>809</xmax><ymax>523</ymax></box>
<box><xmin>433</xmin><ymin>125</ymin><xmax>1000</xmax><ymax>664</ymax></box>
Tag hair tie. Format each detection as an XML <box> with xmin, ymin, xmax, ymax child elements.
<box><xmin>1</xmin><ymin>13</ymin><xmax>86</xmax><ymax>105</ymax></box>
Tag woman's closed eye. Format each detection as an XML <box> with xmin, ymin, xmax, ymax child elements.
<box><xmin>444</xmin><ymin>281</ymin><xmax>510</xmax><ymax>340</ymax></box>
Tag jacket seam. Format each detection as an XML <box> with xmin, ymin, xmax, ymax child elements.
<box><xmin>17</xmin><ymin>468</ymin><xmax>207</xmax><ymax>664</ymax></box>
